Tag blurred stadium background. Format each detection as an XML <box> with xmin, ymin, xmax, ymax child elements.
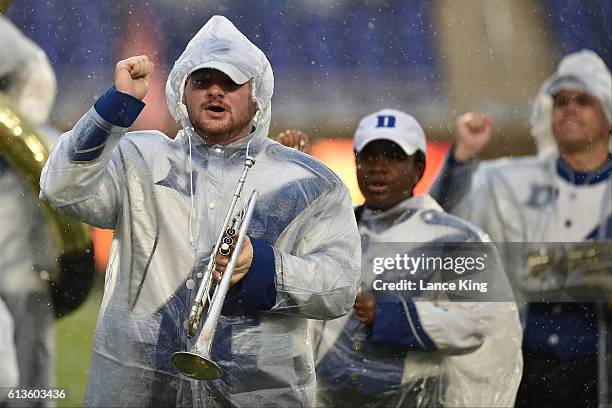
<box><xmin>4</xmin><ymin>0</ymin><xmax>610</xmax><ymax>406</ymax></box>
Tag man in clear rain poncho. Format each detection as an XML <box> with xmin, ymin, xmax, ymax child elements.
<box><xmin>312</xmin><ymin>109</ymin><xmax>523</xmax><ymax>407</ymax></box>
<box><xmin>430</xmin><ymin>50</ymin><xmax>611</xmax><ymax>407</ymax></box>
<box><xmin>40</xmin><ymin>15</ymin><xmax>361</xmax><ymax>407</ymax></box>
<box><xmin>0</xmin><ymin>15</ymin><xmax>59</xmax><ymax>406</ymax></box>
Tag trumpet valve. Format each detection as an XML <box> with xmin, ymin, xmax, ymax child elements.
<box><xmin>219</xmin><ymin>242</ymin><xmax>231</xmax><ymax>256</ymax></box>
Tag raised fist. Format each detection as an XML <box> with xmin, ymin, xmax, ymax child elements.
<box><xmin>114</xmin><ymin>55</ymin><xmax>154</xmax><ymax>101</ymax></box>
<box><xmin>275</xmin><ymin>129</ymin><xmax>311</xmax><ymax>153</ymax></box>
<box><xmin>453</xmin><ymin>112</ymin><xmax>493</xmax><ymax>162</ymax></box>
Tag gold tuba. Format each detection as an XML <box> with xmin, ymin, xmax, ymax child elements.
<box><xmin>0</xmin><ymin>92</ymin><xmax>95</xmax><ymax>317</ymax></box>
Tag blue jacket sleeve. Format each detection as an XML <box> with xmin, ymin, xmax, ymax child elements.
<box><xmin>429</xmin><ymin>144</ymin><xmax>479</xmax><ymax>212</ymax></box>
<box><xmin>69</xmin><ymin>85</ymin><xmax>145</xmax><ymax>162</ymax></box>
<box><xmin>370</xmin><ymin>297</ymin><xmax>437</xmax><ymax>352</ymax></box>
<box><xmin>94</xmin><ymin>84</ymin><xmax>145</xmax><ymax>127</ymax></box>
<box><xmin>226</xmin><ymin>236</ymin><xmax>277</xmax><ymax>311</ymax></box>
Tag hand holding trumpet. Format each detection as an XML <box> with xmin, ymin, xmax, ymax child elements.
<box><xmin>213</xmin><ymin>234</ymin><xmax>253</xmax><ymax>286</ymax></box>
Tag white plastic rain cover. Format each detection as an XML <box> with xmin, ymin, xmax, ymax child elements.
<box><xmin>40</xmin><ymin>15</ymin><xmax>360</xmax><ymax>407</ymax></box>
<box><xmin>312</xmin><ymin>196</ymin><xmax>523</xmax><ymax>407</ymax></box>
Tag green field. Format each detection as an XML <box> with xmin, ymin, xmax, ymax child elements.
<box><xmin>55</xmin><ymin>281</ymin><xmax>103</xmax><ymax>408</ymax></box>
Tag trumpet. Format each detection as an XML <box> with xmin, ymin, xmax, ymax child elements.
<box><xmin>171</xmin><ymin>154</ymin><xmax>259</xmax><ymax>380</ymax></box>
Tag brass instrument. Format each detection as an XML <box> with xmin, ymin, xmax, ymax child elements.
<box><xmin>0</xmin><ymin>92</ymin><xmax>94</xmax><ymax>317</ymax></box>
<box><xmin>0</xmin><ymin>0</ymin><xmax>12</xmax><ymax>14</ymax></box>
<box><xmin>522</xmin><ymin>242</ymin><xmax>612</xmax><ymax>300</ymax></box>
<box><xmin>171</xmin><ymin>155</ymin><xmax>259</xmax><ymax>380</ymax></box>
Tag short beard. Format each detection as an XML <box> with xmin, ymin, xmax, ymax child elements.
<box><xmin>189</xmin><ymin>100</ymin><xmax>258</xmax><ymax>145</ymax></box>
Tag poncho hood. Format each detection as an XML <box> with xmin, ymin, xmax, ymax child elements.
<box><xmin>530</xmin><ymin>50</ymin><xmax>611</xmax><ymax>153</ymax></box>
<box><xmin>165</xmin><ymin>15</ymin><xmax>274</xmax><ymax>141</ymax></box>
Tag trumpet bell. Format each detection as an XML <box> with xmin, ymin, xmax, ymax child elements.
<box><xmin>171</xmin><ymin>351</ymin><xmax>222</xmax><ymax>380</ymax></box>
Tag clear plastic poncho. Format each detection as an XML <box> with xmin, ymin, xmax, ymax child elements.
<box><xmin>40</xmin><ymin>15</ymin><xmax>361</xmax><ymax>407</ymax></box>
<box><xmin>311</xmin><ymin>196</ymin><xmax>523</xmax><ymax>407</ymax></box>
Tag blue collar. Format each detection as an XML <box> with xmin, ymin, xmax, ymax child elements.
<box><xmin>556</xmin><ymin>154</ymin><xmax>612</xmax><ymax>185</ymax></box>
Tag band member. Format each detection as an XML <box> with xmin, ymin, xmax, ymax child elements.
<box><xmin>40</xmin><ymin>15</ymin><xmax>361</xmax><ymax>407</ymax></box>
<box><xmin>0</xmin><ymin>15</ymin><xmax>60</xmax><ymax>406</ymax></box>
<box><xmin>311</xmin><ymin>109</ymin><xmax>522</xmax><ymax>407</ymax></box>
<box><xmin>430</xmin><ymin>50</ymin><xmax>611</xmax><ymax>407</ymax></box>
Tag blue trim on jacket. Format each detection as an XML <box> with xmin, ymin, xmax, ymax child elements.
<box><xmin>556</xmin><ymin>155</ymin><xmax>612</xmax><ymax>185</ymax></box>
<box><xmin>69</xmin><ymin>126</ymin><xmax>112</xmax><ymax>161</ymax></box>
<box><xmin>69</xmin><ymin>85</ymin><xmax>145</xmax><ymax>162</ymax></box>
<box><xmin>94</xmin><ymin>84</ymin><xmax>145</xmax><ymax>128</ymax></box>
<box><xmin>371</xmin><ymin>297</ymin><xmax>437</xmax><ymax>352</ymax></box>
<box><xmin>226</xmin><ymin>237</ymin><xmax>277</xmax><ymax>311</ymax></box>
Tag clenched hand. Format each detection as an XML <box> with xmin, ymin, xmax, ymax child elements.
<box><xmin>114</xmin><ymin>55</ymin><xmax>154</xmax><ymax>101</ymax></box>
<box><xmin>453</xmin><ymin>112</ymin><xmax>493</xmax><ymax>162</ymax></box>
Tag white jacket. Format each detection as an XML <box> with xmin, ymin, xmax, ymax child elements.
<box><xmin>313</xmin><ymin>195</ymin><xmax>523</xmax><ymax>407</ymax></box>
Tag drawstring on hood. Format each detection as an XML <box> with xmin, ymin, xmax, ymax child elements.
<box><xmin>187</xmin><ymin>129</ymin><xmax>194</xmax><ymax>244</ymax></box>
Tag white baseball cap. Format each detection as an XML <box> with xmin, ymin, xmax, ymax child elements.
<box><xmin>353</xmin><ymin>108</ymin><xmax>427</xmax><ymax>157</ymax></box>
<box><xmin>188</xmin><ymin>60</ymin><xmax>251</xmax><ymax>85</ymax></box>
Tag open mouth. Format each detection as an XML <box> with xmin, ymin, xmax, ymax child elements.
<box><xmin>367</xmin><ymin>182</ymin><xmax>388</xmax><ymax>193</ymax></box>
<box><xmin>207</xmin><ymin>105</ymin><xmax>226</xmax><ymax>113</ymax></box>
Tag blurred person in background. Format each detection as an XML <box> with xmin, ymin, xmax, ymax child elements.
<box><xmin>0</xmin><ymin>297</ymin><xmax>18</xmax><ymax>403</ymax></box>
<box><xmin>0</xmin><ymin>14</ymin><xmax>59</xmax><ymax>408</ymax></box>
<box><xmin>40</xmin><ymin>15</ymin><xmax>360</xmax><ymax>407</ymax></box>
<box><xmin>309</xmin><ymin>109</ymin><xmax>522</xmax><ymax>407</ymax></box>
<box><xmin>430</xmin><ymin>49</ymin><xmax>611</xmax><ymax>407</ymax></box>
